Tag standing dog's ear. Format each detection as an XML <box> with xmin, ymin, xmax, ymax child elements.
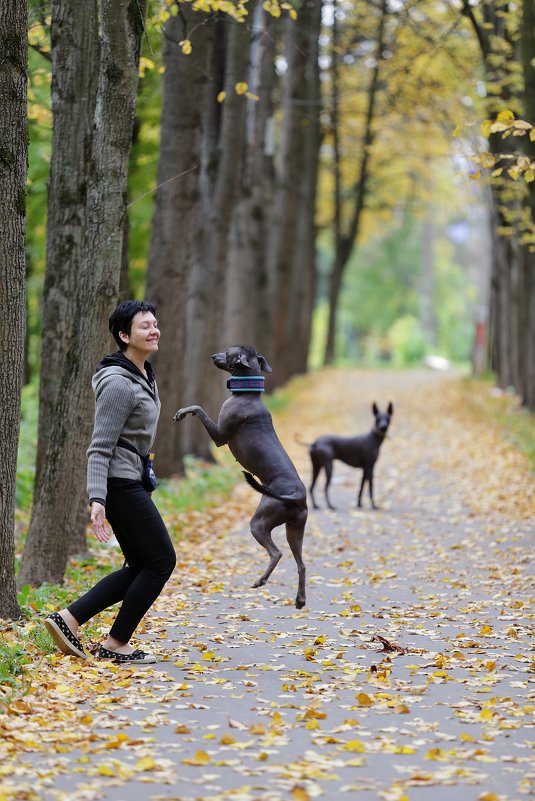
<box><xmin>387</xmin><ymin>401</ymin><xmax>394</xmax><ymax>415</ymax></box>
<box><xmin>372</xmin><ymin>402</ymin><xmax>379</xmax><ymax>416</ymax></box>
<box><xmin>257</xmin><ymin>353</ymin><xmax>272</xmax><ymax>373</ymax></box>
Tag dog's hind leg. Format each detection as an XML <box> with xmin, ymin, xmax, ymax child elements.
<box><xmin>286</xmin><ymin>517</ymin><xmax>306</xmax><ymax>609</ymax></box>
<box><xmin>250</xmin><ymin>501</ymin><xmax>283</xmax><ymax>589</ymax></box>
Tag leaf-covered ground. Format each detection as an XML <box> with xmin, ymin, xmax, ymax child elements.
<box><xmin>1</xmin><ymin>369</ymin><xmax>533</xmax><ymax>801</ymax></box>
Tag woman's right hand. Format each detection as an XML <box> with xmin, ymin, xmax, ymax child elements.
<box><xmin>91</xmin><ymin>502</ymin><xmax>110</xmax><ymax>543</ymax></box>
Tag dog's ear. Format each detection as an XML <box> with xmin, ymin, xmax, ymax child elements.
<box><xmin>387</xmin><ymin>401</ymin><xmax>394</xmax><ymax>415</ymax></box>
<box><xmin>372</xmin><ymin>402</ymin><xmax>379</xmax><ymax>416</ymax></box>
<box><xmin>257</xmin><ymin>353</ymin><xmax>272</xmax><ymax>373</ymax></box>
<box><xmin>237</xmin><ymin>352</ymin><xmax>252</xmax><ymax>369</ymax></box>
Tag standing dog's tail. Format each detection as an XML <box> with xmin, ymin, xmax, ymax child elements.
<box><xmin>294</xmin><ymin>433</ymin><xmax>311</xmax><ymax>448</ymax></box>
<box><xmin>243</xmin><ymin>472</ymin><xmax>304</xmax><ymax>505</ymax></box>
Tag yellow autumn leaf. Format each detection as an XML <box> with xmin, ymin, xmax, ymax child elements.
<box><xmin>343</xmin><ymin>739</ymin><xmax>366</xmax><ymax>752</ymax></box>
<box><xmin>98</xmin><ymin>764</ymin><xmax>116</xmax><ymax>776</ymax></box>
<box><xmin>136</xmin><ymin>756</ymin><xmax>158</xmax><ymax>771</ymax></box>
<box><xmin>479</xmin><ymin>794</ymin><xmax>500</xmax><ymax>801</ymax></box>
<box><xmin>496</xmin><ymin>109</ymin><xmax>515</xmax><ymax>122</ymax></box>
<box><xmin>480</xmin><ymin>708</ymin><xmax>495</xmax><ymax>721</ymax></box>
<box><xmin>479</xmin><ymin>624</ymin><xmax>493</xmax><ymax>635</ymax></box>
<box><xmin>179</xmin><ymin>39</ymin><xmax>192</xmax><ymax>55</ymax></box>
<box><xmin>217</xmin><ymin>91</ymin><xmax>226</xmax><ymax>103</ymax></box>
<box><xmin>356</xmin><ymin>692</ymin><xmax>373</xmax><ymax>706</ymax></box>
<box><xmin>304</xmin><ymin>719</ymin><xmax>320</xmax><ymax>730</ymax></box>
<box><xmin>175</xmin><ymin>724</ymin><xmax>191</xmax><ymax>734</ymax></box>
<box><xmin>235</xmin><ymin>82</ymin><xmax>248</xmax><ymax>95</ymax></box>
<box><xmin>394</xmin><ymin>703</ymin><xmax>410</xmax><ymax>714</ymax></box>
<box><xmin>220</xmin><ymin>734</ymin><xmax>236</xmax><ymax>745</ymax></box>
<box><xmin>290</xmin><ymin>787</ymin><xmax>311</xmax><ymax>801</ymax></box>
<box><xmin>480</xmin><ymin>120</ymin><xmax>492</xmax><ymax>138</ymax></box>
<box><xmin>182</xmin><ymin>750</ymin><xmax>211</xmax><ymax>765</ymax></box>
<box><xmin>250</xmin><ymin>723</ymin><xmax>266</xmax><ymax>735</ymax></box>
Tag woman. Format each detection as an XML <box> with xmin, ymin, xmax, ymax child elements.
<box><xmin>45</xmin><ymin>300</ymin><xmax>176</xmax><ymax>664</ymax></box>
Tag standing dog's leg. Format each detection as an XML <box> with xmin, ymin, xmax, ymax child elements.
<box><xmin>357</xmin><ymin>471</ymin><xmax>366</xmax><ymax>508</ymax></box>
<box><xmin>367</xmin><ymin>467</ymin><xmax>377</xmax><ymax>509</ymax></box>
<box><xmin>324</xmin><ymin>461</ymin><xmax>336</xmax><ymax>510</ymax></box>
<box><xmin>285</xmin><ymin>515</ymin><xmax>307</xmax><ymax>609</ymax></box>
<box><xmin>309</xmin><ymin>460</ymin><xmax>322</xmax><ymax>509</ymax></box>
<box><xmin>250</xmin><ymin>498</ymin><xmax>283</xmax><ymax>589</ymax></box>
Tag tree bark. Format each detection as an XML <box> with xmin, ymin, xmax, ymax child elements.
<box><xmin>34</xmin><ymin>0</ymin><xmax>99</xmax><ymax>489</ymax></box>
<box><xmin>519</xmin><ymin>0</ymin><xmax>535</xmax><ymax>409</ymax></box>
<box><xmin>223</xmin><ymin>8</ymin><xmax>276</xmax><ymax>349</ymax></box>
<box><xmin>324</xmin><ymin>0</ymin><xmax>387</xmax><ymax>365</ymax></box>
<box><xmin>145</xmin><ymin>8</ymin><xmax>214</xmax><ymax>477</ymax></box>
<box><xmin>19</xmin><ymin>0</ymin><xmax>145</xmax><ymax>586</ymax></box>
<box><xmin>183</xmin><ymin>11</ymin><xmax>256</xmax><ymax>455</ymax></box>
<box><xmin>284</xmin><ymin>0</ymin><xmax>322</xmax><ymax>380</ymax></box>
<box><xmin>268</xmin><ymin>6</ymin><xmax>311</xmax><ymax>383</ymax></box>
<box><xmin>0</xmin><ymin>0</ymin><xmax>27</xmax><ymax>618</ymax></box>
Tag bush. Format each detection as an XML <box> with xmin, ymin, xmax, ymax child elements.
<box><xmin>387</xmin><ymin>315</ymin><xmax>427</xmax><ymax>366</ymax></box>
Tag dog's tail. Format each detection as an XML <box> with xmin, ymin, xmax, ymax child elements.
<box><xmin>243</xmin><ymin>472</ymin><xmax>304</xmax><ymax>505</ymax></box>
<box><xmin>294</xmin><ymin>433</ymin><xmax>311</xmax><ymax>448</ymax></box>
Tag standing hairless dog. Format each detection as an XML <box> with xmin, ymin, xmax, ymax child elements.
<box><xmin>307</xmin><ymin>402</ymin><xmax>393</xmax><ymax>510</ymax></box>
<box><xmin>173</xmin><ymin>346</ymin><xmax>307</xmax><ymax>609</ymax></box>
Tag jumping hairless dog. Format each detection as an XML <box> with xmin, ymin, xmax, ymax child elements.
<box><xmin>173</xmin><ymin>346</ymin><xmax>307</xmax><ymax>609</ymax></box>
<box><xmin>306</xmin><ymin>402</ymin><xmax>393</xmax><ymax>511</ymax></box>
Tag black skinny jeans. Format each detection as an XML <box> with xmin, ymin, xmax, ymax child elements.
<box><xmin>69</xmin><ymin>479</ymin><xmax>176</xmax><ymax>643</ymax></box>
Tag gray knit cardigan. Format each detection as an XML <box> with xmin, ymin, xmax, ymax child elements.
<box><xmin>87</xmin><ymin>365</ymin><xmax>160</xmax><ymax>505</ymax></box>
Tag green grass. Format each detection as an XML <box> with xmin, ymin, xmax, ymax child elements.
<box><xmin>156</xmin><ymin>455</ymin><xmax>240</xmax><ymax>516</ymax></box>
<box><xmin>462</xmin><ymin>376</ymin><xmax>535</xmax><ymax>472</ymax></box>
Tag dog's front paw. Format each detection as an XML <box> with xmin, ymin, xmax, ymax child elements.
<box><xmin>173</xmin><ymin>407</ymin><xmax>192</xmax><ymax>422</ymax></box>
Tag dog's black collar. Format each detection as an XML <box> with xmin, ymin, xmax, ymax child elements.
<box><xmin>227</xmin><ymin>376</ymin><xmax>265</xmax><ymax>393</ymax></box>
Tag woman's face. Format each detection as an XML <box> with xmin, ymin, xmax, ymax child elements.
<box><xmin>122</xmin><ymin>311</ymin><xmax>160</xmax><ymax>355</ymax></box>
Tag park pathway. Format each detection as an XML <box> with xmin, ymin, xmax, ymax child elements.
<box><xmin>1</xmin><ymin>369</ymin><xmax>533</xmax><ymax>801</ymax></box>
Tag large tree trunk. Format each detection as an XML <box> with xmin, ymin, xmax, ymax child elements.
<box><xmin>184</xmin><ymin>12</ymin><xmax>256</xmax><ymax>456</ymax></box>
<box><xmin>224</xmin><ymin>9</ymin><xmax>276</xmax><ymax>349</ymax></box>
<box><xmin>0</xmin><ymin>0</ymin><xmax>27</xmax><ymax>619</ymax></box>
<box><xmin>324</xmin><ymin>0</ymin><xmax>387</xmax><ymax>365</ymax></box>
<box><xmin>284</xmin><ymin>0</ymin><xmax>322</xmax><ymax>380</ymax></box>
<box><xmin>145</xmin><ymin>9</ymin><xmax>214</xmax><ymax>477</ymax></box>
<box><xmin>268</xmin><ymin>6</ymin><xmax>312</xmax><ymax>384</ymax></box>
<box><xmin>518</xmin><ymin>0</ymin><xmax>535</xmax><ymax>409</ymax></box>
<box><xmin>19</xmin><ymin>0</ymin><xmax>145</xmax><ymax>587</ymax></box>
<box><xmin>33</xmin><ymin>0</ymin><xmax>99</xmax><ymax>559</ymax></box>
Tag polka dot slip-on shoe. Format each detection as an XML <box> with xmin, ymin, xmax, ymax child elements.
<box><xmin>44</xmin><ymin>612</ymin><xmax>86</xmax><ymax>659</ymax></box>
<box><xmin>97</xmin><ymin>646</ymin><xmax>157</xmax><ymax>664</ymax></box>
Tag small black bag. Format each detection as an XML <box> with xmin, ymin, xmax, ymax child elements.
<box><xmin>117</xmin><ymin>438</ymin><xmax>157</xmax><ymax>492</ymax></box>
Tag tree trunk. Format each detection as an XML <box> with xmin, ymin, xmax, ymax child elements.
<box><xmin>184</xmin><ymin>12</ymin><xmax>256</xmax><ymax>456</ymax></box>
<box><xmin>145</xmin><ymin>8</ymin><xmax>214</xmax><ymax>477</ymax></box>
<box><xmin>34</xmin><ymin>0</ymin><xmax>99</xmax><ymax>489</ymax></box>
<box><xmin>268</xmin><ymin>8</ymin><xmax>311</xmax><ymax>383</ymax></box>
<box><xmin>0</xmin><ymin>0</ymin><xmax>27</xmax><ymax>618</ymax></box>
<box><xmin>223</xmin><ymin>8</ymin><xmax>276</xmax><ymax>349</ymax></box>
<box><xmin>31</xmin><ymin>0</ymin><xmax>100</xmax><ymax>565</ymax></box>
<box><xmin>324</xmin><ymin>0</ymin><xmax>387</xmax><ymax>365</ymax></box>
<box><xmin>284</xmin><ymin>0</ymin><xmax>322</xmax><ymax>379</ymax></box>
<box><xmin>518</xmin><ymin>0</ymin><xmax>535</xmax><ymax>409</ymax></box>
<box><xmin>19</xmin><ymin>0</ymin><xmax>145</xmax><ymax>587</ymax></box>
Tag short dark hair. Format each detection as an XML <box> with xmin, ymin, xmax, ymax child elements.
<box><xmin>109</xmin><ymin>300</ymin><xmax>157</xmax><ymax>351</ymax></box>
